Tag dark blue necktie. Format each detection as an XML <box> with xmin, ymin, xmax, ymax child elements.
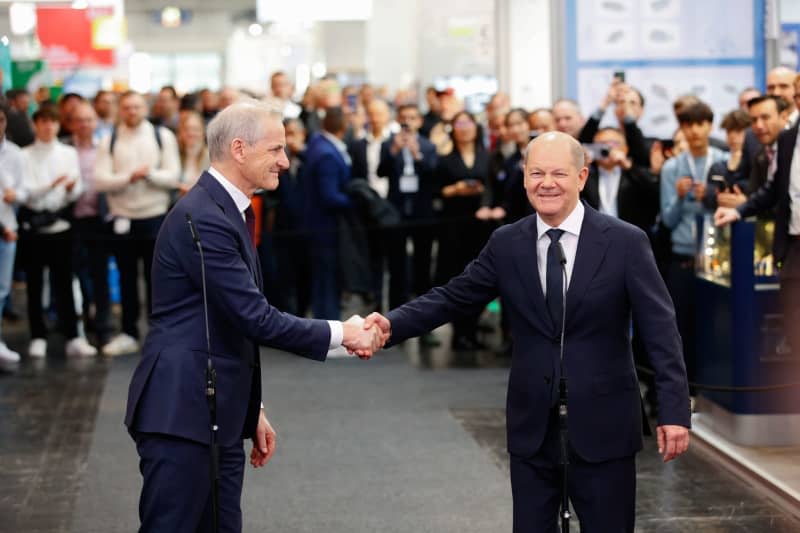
<box><xmin>546</xmin><ymin>229</ymin><xmax>565</xmax><ymax>332</ymax></box>
<box><xmin>244</xmin><ymin>205</ymin><xmax>256</xmax><ymax>248</ymax></box>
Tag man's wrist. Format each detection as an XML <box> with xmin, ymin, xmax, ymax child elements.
<box><xmin>328</xmin><ymin>320</ymin><xmax>344</xmax><ymax>349</ymax></box>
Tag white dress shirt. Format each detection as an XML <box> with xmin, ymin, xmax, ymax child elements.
<box><xmin>537</xmin><ymin>201</ymin><xmax>585</xmax><ymax>296</ymax></box>
<box><xmin>597</xmin><ymin>166</ymin><xmax>621</xmax><ymax>218</ymax></box>
<box><xmin>207</xmin><ymin>166</ymin><xmax>344</xmax><ymax>348</ymax></box>
<box><xmin>366</xmin><ymin>129</ymin><xmax>390</xmax><ymax>199</ymax></box>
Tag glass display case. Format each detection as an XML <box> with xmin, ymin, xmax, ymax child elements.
<box><xmin>695</xmin><ymin>215</ymin><xmax>776</xmax><ymax>286</ymax></box>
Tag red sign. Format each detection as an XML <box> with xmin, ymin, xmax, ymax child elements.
<box><xmin>36</xmin><ymin>7</ymin><xmax>115</xmax><ymax>70</ymax></box>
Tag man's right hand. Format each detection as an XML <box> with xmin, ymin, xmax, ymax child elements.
<box><xmin>342</xmin><ymin>317</ymin><xmax>384</xmax><ymax>359</ymax></box>
<box><xmin>676</xmin><ymin>176</ymin><xmax>693</xmax><ymax>199</ymax></box>
<box><xmin>130</xmin><ymin>165</ymin><xmax>150</xmax><ymax>183</ymax></box>
<box><xmin>3</xmin><ymin>188</ymin><xmax>16</xmax><ymax>204</ymax></box>
<box><xmin>714</xmin><ymin>207</ymin><xmax>741</xmax><ymax>227</ymax></box>
<box><xmin>364</xmin><ymin>312</ymin><xmax>392</xmax><ymax>345</ymax></box>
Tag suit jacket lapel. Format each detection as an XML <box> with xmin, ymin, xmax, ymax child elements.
<box><xmin>512</xmin><ymin>216</ymin><xmax>553</xmax><ymax>334</ymax></box>
<box><xmin>565</xmin><ymin>205</ymin><xmax>610</xmax><ymax>328</ymax></box>
<box><xmin>197</xmin><ymin>172</ymin><xmax>260</xmax><ymax>282</ymax></box>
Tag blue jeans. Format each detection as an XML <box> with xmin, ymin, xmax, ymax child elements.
<box><xmin>0</xmin><ymin>239</ymin><xmax>17</xmax><ymax>340</ymax></box>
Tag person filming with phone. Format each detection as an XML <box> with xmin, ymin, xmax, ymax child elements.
<box><xmin>578</xmin><ymin>74</ymin><xmax>652</xmax><ymax>169</ymax></box>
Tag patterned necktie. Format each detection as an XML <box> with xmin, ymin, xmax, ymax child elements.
<box><xmin>546</xmin><ymin>229</ymin><xmax>565</xmax><ymax>331</ymax></box>
<box><xmin>244</xmin><ymin>205</ymin><xmax>256</xmax><ymax>248</ymax></box>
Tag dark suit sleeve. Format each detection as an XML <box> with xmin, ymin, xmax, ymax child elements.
<box><xmin>377</xmin><ymin>140</ymin><xmax>396</xmax><ymax>180</ymax></box>
<box><xmin>625</xmin><ymin>229</ymin><xmax>691</xmax><ymax>428</ymax></box>
<box><xmin>578</xmin><ymin>114</ymin><xmax>600</xmax><ymax>144</ymax></box>
<box><xmin>738</xmin><ymin>171</ymin><xmax>778</xmax><ymax>218</ymax></box>
<box><xmin>316</xmin><ymin>154</ymin><xmax>352</xmax><ymax>210</ymax></box>
<box><xmin>622</xmin><ymin>118</ymin><xmax>651</xmax><ymax>168</ymax></box>
<box><xmin>418</xmin><ymin>141</ymin><xmax>438</xmax><ymax>174</ymax></box>
<box><xmin>171</xmin><ymin>213</ymin><xmax>331</xmax><ymax>360</ymax></box>
<box><xmin>386</xmin><ymin>231</ymin><xmax>500</xmax><ymax>343</ymax></box>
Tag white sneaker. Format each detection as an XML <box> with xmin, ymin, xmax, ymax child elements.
<box><xmin>101</xmin><ymin>333</ymin><xmax>139</xmax><ymax>357</ymax></box>
<box><xmin>0</xmin><ymin>342</ymin><xmax>20</xmax><ymax>363</ymax></box>
<box><xmin>66</xmin><ymin>337</ymin><xmax>98</xmax><ymax>358</ymax></box>
<box><xmin>29</xmin><ymin>338</ymin><xmax>47</xmax><ymax>358</ymax></box>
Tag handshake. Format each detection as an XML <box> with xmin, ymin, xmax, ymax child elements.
<box><xmin>338</xmin><ymin>312</ymin><xmax>393</xmax><ymax>360</ymax></box>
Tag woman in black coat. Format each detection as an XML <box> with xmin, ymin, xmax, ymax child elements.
<box><xmin>435</xmin><ymin>111</ymin><xmax>490</xmax><ymax>350</ymax></box>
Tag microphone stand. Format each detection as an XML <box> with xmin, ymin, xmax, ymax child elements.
<box><xmin>186</xmin><ymin>214</ymin><xmax>219</xmax><ymax>533</ymax></box>
<box><xmin>556</xmin><ymin>242</ymin><xmax>570</xmax><ymax>533</ymax></box>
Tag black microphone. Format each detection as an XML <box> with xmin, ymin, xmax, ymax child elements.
<box><xmin>185</xmin><ymin>213</ymin><xmax>219</xmax><ymax>533</ymax></box>
<box><xmin>556</xmin><ymin>240</ymin><xmax>571</xmax><ymax>533</ymax></box>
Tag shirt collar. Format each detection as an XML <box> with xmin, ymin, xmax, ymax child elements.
<box><xmin>598</xmin><ymin>165</ymin><xmax>621</xmax><ymax>180</ymax></box>
<box><xmin>366</xmin><ymin>128</ymin><xmax>389</xmax><ymax>143</ymax></box>
<box><xmin>321</xmin><ymin>131</ymin><xmax>348</xmax><ymax>154</ymax></box>
<box><xmin>536</xmin><ymin>201</ymin><xmax>585</xmax><ymax>241</ymax></box>
<box><xmin>208</xmin><ymin>166</ymin><xmax>251</xmax><ymax>214</ymax></box>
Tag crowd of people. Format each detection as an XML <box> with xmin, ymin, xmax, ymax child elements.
<box><xmin>0</xmin><ymin>67</ymin><xmax>795</xmax><ymax>388</ymax></box>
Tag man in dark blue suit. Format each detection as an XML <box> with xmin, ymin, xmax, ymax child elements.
<box><xmin>377</xmin><ymin>103</ymin><xmax>438</xmax><ymax>301</ymax></box>
<box><xmin>302</xmin><ymin>106</ymin><xmax>353</xmax><ymax>319</ymax></box>
<box><xmin>365</xmin><ymin>132</ymin><xmax>691</xmax><ymax>532</ymax></box>
<box><xmin>125</xmin><ymin>100</ymin><xmax>383</xmax><ymax>533</ymax></box>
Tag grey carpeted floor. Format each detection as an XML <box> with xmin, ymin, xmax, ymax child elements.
<box><xmin>70</xmin><ymin>347</ymin><xmax>513</xmax><ymax>532</ymax></box>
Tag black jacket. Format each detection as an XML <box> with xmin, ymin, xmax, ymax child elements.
<box><xmin>377</xmin><ymin>134</ymin><xmax>438</xmax><ymax>219</ymax></box>
<box><xmin>581</xmin><ymin>164</ymin><xmax>659</xmax><ymax>234</ymax></box>
<box><xmin>739</xmin><ymin>123</ymin><xmax>799</xmax><ymax>263</ymax></box>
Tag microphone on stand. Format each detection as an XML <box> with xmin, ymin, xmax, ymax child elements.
<box><xmin>555</xmin><ymin>241</ymin><xmax>570</xmax><ymax>533</ymax></box>
<box><xmin>186</xmin><ymin>213</ymin><xmax>219</xmax><ymax>533</ymax></box>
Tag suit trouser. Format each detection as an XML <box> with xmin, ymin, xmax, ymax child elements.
<box><xmin>781</xmin><ymin>238</ymin><xmax>800</xmax><ymax>355</ymax></box>
<box><xmin>72</xmin><ymin>217</ymin><xmax>113</xmax><ymax>345</ymax></box>
<box><xmin>135</xmin><ymin>431</ymin><xmax>245</xmax><ymax>533</ymax></box>
<box><xmin>310</xmin><ymin>245</ymin><xmax>340</xmax><ymax>320</ymax></box>
<box><xmin>510</xmin><ymin>409</ymin><xmax>636</xmax><ymax>533</ymax></box>
<box><xmin>666</xmin><ymin>254</ymin><xmax>696</xmax><ymax>388</ymax></box>
<box><xmin>112</xmin><ymin>215</ymin><xmax>164</xmax><ymax>340</ymax></box>
<box><xmin>19</xmin><ymin>229</ymin><xmax>79</xmax><ymax>340</ymax></box>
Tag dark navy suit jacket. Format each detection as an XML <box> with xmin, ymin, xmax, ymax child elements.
<box><xmin>302</xmin><ymin>133</ymin><xmax>352</xmax><ymax>246</ymax></box>
<box><xmin>377</xmin><ymin>134</ymin><xmax>438</xmax><ymax>219</ymax></box>
<box><xmin>386</xmin><ymin>205</ymin><xmax>690</xmax><ymax>462</ymax></box>
<box><xmin>125</xmin><ymin>171</ymin><xmax>332</xmax><ymax>446</ymax></box>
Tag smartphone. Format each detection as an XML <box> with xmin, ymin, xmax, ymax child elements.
<box><xmin>613</xmin><ymin>70</ymin><xmax>625</xmax><ymax>83</ymax></box>
<box><xmin>709</xmin><ymin>174</ymin><xmax>730</xmax><ymax>192</ymax></box>
<box><xmin>660</xmin><ymin>138</ymin><xmax>675</xmax><ymax>157</ymax></box>
<box><xmin>346</xmin><ymin>93</ymin><xmax>357</xmax><ymax>109</ymax></box>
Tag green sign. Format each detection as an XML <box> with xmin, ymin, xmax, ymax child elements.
<box><xmin>11</xmin><ymin>59</ymin><xmax>46</xmax><ymax>91</ymax></box>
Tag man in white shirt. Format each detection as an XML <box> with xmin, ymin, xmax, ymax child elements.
<box><xmin>94</xmin><ymin>90</ymin><xmax>181</xmax><ymax>356</ymax></box>
<box><xmin>19</xmin><ymin>106</ymin><xmax>97</xmax><ymax>359</ymax></box>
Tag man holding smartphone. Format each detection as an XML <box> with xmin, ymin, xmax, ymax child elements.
<box><xmin>660</xmin><ymin>101</ymin><xmax>728</xmax><ymax>390</ymax></box>
<box><xmin>578</xmin><ymin>74</ymin><xmax>652</xmax><ymax>168</ymax></box>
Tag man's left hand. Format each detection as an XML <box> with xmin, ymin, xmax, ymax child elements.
<box><xmin>250</xmin><ymin>410</ymin><xmax>277</xmax><ymax>468</ymax></box>
<box><xmin>656</xmin><ymin>424</ymin><xmax>689</xmax><ymax>463</ymax></box>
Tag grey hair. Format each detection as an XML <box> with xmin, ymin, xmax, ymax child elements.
<box><xmin>523</xmin><ymin>131</ymin><xmax>586</xmax><ymax>171</ymax></box>
<box><xmin>206</xmin><ymin>98</ymin><xmax>283</xmax><ymax>162</ymax></box>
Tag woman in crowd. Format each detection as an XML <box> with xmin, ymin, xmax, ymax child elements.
<box><xmin>435</xmin><ymin>111</ymin><xmax>489</xmax><ymax>350</ymax></box>
<box><xmin>18</xmin><ymin>106</ymin><xmax>96</xmax><ymax>358</ymax></box>
<box><xmin>176</xmin><ymin>110</ymin><xmax>209</xmax><ymax>195</ymax></box>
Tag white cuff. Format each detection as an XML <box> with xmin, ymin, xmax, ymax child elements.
<box><xmin>327</xmin><ymin>320</ymin><xmax>343</xmax><ymax>349</ymax></box>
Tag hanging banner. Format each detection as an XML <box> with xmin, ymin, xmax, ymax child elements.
<box><xmin>36</xmin><ymin>7</ymin><xmax>116</xmax><ymax>70</ymax></box>
<box><xmin>0</xmin><ymin>44</ymin><xmax>11</xmax><ymax>92</ymax></box>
